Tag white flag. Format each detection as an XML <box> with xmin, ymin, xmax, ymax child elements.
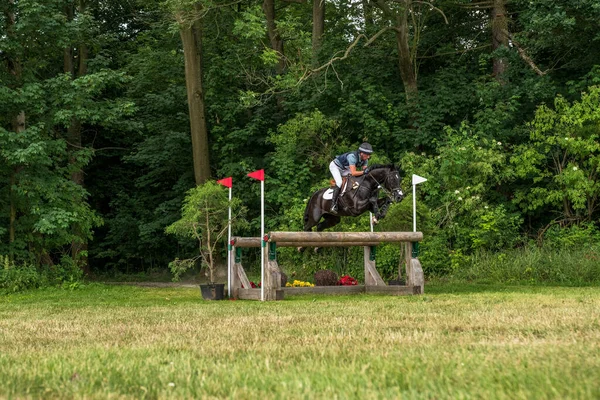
<box><xmin>412</xmin><ymin>174</ymin><xmax>427</xmax><ymax>185</ymax></box>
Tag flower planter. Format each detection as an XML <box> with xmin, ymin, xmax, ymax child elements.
<box><xmin>199</xmin><ymin>283</ymin><xmax>225</xmax><ymax>300</ymax></box>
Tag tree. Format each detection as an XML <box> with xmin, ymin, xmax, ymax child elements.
<box><xmin>312</xmin><ymin>0</ymin><xmax>325</xmax><ymax>66</ymax></box>
<box><xmin>371</xmin><ymin>0</ymin><xmax>418</xmax><ymax>102</ymax></box>
<box><xmin>169</xmin><ymin>2</ymin><xmax>211</xmax><ymax>185</ymax></box>
<box><xmin>166</xmin><ymin>181</ymin><xmax>247</xmax><ymax>282</ymax></box>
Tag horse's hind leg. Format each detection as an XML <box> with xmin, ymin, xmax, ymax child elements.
<box><xmin>317</xmin><ymin>215</ymin><xmax>341</xmax><ymax>232</ymax></box>
<box><xmin>312</xmin><ymin>215</ymin><xmax>341</xmax><ymax>253</ymax></box>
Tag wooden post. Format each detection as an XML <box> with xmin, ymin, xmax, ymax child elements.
<box><xmin>404</xmin><ymin>242</ymin><xmax>424</xmax><ymax>294</ymax></box>
<box><xmin>410</xmin><ymin>258</ymin><xmax>424</xmax><ymax>294</ymax></box>
<box><xmin>404</xmin><ymin>242</ymin><xmax>412</xmax><ymax>286</ymax></box>
<box><xmin>364</xmin><ymin>246</ymin><xmax>385</xmax><ymax>286</ymax></box>
<box><xmin>263</xmin><ymin>243</ymin><xmax>284</xmax><ymax>300</ymax></box>
<box><xmin>231</xmin><ymin>245</ymin><xmax>251</xmax><ymax>298</ymax></box>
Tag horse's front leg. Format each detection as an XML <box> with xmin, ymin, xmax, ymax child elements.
<box><xmin>369</xmin><ymin>195</ymin><xmax>381</xmax><ymax>224</ymax></box>
<box><xmin>375</xmin><ymin>198</ymin><xmax>392</xmax><ymax>221</ymax></box>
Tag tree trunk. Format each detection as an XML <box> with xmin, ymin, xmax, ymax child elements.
<box><xmin>491</xmin><ymin>0</ymin><xmax>509</xmax><ymax>80</ymax></box>
<box><xmin>5</xmin><ymin>0</ymin><xmax>23</xmax><ymax>259</ymax></box>
<box><xmin>263</xmin><ymin>0</ymin><xmax>285</xmax><ymax>75</ymax></box>
<box><xmin>312</xmin><ymin>0</ymin><xmax>325</xmax><ymax>66</ymax></box>
<box><xmin>394</xmin><ymin>7</ymin><xmax>418</xmax><ymax>103</ymax></box>
<box><xmin>374</xmin><ymin>0</ymin><xmax>418</xmax><ymax>103</ymax></box>
<box><xmin>179</xmin><ymin>13</ymin><xmax>211</xmax><ymax>185</ymax></box>
<box><xmin>64</xmin><ymin>0</ymin><xmax>90</xmax><ymax>274</ymax></box>
<box><xmin>9</xmin><ymin>113</ymin><xmax>25</xmax><ymax>255</ymax></box>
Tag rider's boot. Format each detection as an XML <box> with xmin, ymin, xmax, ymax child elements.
<box><xmin>330</xmin><ymin>187</ymin><xmax>340</xmax><ymax>213</ymax></box>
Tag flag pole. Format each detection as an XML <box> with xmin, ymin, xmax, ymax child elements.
<box><xmin>227</xmin><ymin>185</ymin><xmax>232</xmax><ymax>298</ymax></box>
<box><xmin>412</xmin><ymin>174</ymin><xmax>427</xmax><ymax>232</ymax></box>
<box><xmin>412</xmin><ymin>183</ymin><xmax>417</xmax><ymax>233</ymax></box>
<box><xmin>246</xmin><ymin>169</ymin><xmax>266</xmax><ymax>301</ymax></box>
<box><xmin>217</xmin><ymin>177</ymin><xmax>234</xmax><ymax>298</ymax></box>
<box><xmin>260</xmin><ymin>179</ymin><xmax>265</xmax><ymax>301</ymax></box>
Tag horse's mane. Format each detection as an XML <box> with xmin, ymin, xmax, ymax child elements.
<box><xmin>367</xmin><ymin>163</ymin><xmax>398</xmax><ymax>171</ymax></box>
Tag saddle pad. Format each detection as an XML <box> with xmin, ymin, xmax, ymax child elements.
<box><xmin>323</xmin><ymin>188</ymin><xmax>334</xmax><ymax>200</ymax></box>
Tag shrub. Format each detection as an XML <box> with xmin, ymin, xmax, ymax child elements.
<box><xmin>449</xmin><ymin>245</ymin><xmax>600</xmax><ymax>285</ymax></box>
<box><xmin>0</xmin><ymin>255</ymin><xmax>86</xmax><ymax>293</ymax></box>
<box><xmin>0</xmin><ymin>256</ymin><xmax>47</xmax><ymax>293</ymax></box>
<box><xmin>314</xmin><ymin>269</ymin><xmax>338</xmax><ymax>286</ymax></box>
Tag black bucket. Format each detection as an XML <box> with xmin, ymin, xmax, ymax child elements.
<box><xmin>199</xmin><ymin>283</ymin><xmax>225</xmax><ymax>300</ymax></box>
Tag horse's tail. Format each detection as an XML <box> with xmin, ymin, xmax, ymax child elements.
<box><xmin>303</xmin><ymin>189</ymin><xmax>322</xmax><ymax>231</ymax></box>
<box><xmin>303</xmin><ymin>193</ymin><xmax>314</xmax><ymax>225</ymax></box>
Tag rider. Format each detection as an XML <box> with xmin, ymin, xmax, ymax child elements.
<box><xmin>329</xmin><ymin>142</ymin><xmax>373</xmax><ymax>213</ymax></box>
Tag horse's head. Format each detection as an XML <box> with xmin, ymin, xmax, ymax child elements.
<box><xmin>370</xmin><ymin>164</ymin><xmax>405</xmax><ymax>202</ymax></box>
<box><xmin>386</xmin><ymin>166</ymin><xmax>405</xmax><ymax>202</ymax></box>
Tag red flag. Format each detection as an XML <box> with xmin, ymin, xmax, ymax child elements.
<box><xmin>217</xmin><ymin>177</ymin><xmax>232</xmax><ymax>188</ymax></box>
<box><xmin>247</xmin><ymin>169</ymin><xmax>265</xmax><ymax>181</ymax></box>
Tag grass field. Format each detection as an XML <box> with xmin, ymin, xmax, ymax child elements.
<box><xmin>1</xmin><ymin>283</ymin><xmax>599</xmax><ymax>399</ymax></box>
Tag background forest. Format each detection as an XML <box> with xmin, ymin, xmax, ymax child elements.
<box><xmin>1</xmin><ymin>0</ymin><xmax>600</xmax><ymax>287</ymax></box>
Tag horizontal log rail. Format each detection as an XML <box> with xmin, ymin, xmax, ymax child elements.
<box><xmin>267</xmin><ymin>231</ymin><xmax>423</xmax><ymax>243</ymax></box>
<box><xmin>231</xmin><ymin>237</ymin><xmax>381</xmax><ymax>248</ymax></box>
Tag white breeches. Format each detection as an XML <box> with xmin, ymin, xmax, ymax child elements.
<box><xmin>329</xmin><ymin>161</ymin><xmax>349</xmax><ymax>187</ymax></box>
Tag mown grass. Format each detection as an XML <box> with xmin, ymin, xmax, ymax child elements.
<box><xmin>1</xmin><ymin>283</ymin><xmax>599</xmax><ymax>399</ymax></box>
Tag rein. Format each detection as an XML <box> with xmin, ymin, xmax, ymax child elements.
<box><xmin>365</xmin><ymin>170</ymin><xmax>394</xmax><ymax>200</ymax></box>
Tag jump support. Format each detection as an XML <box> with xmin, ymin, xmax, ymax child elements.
<box><xmin>230</xmin><ymin>231</ymin><xmax>424</xmax><ymax>301</ymax></box>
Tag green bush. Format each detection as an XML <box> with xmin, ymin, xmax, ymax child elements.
<box><xmin>0</xmin><ymin>257</ymin><xmax>48</xmax><ymax>293</ymax></box>
<box><xmin>449</xmin><ymin>245</ymin><xmax>600</xmax><ymax>285</ymax></box>
<box><xmin>542</xmin><ymin>223</ymin><xmax>600</xmax><ymax>248</ymax></box>
<box><xmin>0</xmin><ymin>255</ymin><xmax>87</xmax><ymax>293</ymax></box>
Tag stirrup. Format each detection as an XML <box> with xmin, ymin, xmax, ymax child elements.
<box><xmin>330</xmin><ymin>203</ymin><xmax>338</xmax><ymax>213</ymax></box>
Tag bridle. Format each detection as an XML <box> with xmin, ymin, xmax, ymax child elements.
<box><xmin>366</xmin><ymin>169</ymin><xmax>404</xmax><ymax>201</ymax></box>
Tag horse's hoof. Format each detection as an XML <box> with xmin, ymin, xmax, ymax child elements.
<box><xmin>297</xmin><ymin>247</ymin><xmax>305</xmax><ymax>253</ymax></box>
<box><xmin>313</xmin><ymin>247</ymin><xmax>321</xmax><ymax>254</ymax></box>
<box><xmin>372</xmin><ymin>216</ymin><xmax>379</xmax><ymax>224</ymax></box>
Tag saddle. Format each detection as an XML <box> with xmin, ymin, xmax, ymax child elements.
<box><xmin>324</xmin><ymin>176</ymin><xmax>361</xmax><ymax>202</ymax></box>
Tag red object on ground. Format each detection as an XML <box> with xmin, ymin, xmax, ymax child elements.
<box><xmin>338</xmin><ymin>275</ymin><xmax>358</xmax><ymax>286</ymax></box>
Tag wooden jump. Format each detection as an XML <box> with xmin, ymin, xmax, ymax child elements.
<box><xmin>230</xmin><ymin>231</ymin><xmax>425</xmax><ymax>301</ymax></box>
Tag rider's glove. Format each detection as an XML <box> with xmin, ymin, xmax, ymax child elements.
<box><xmin>363</xmin><ymin>167</ymin><xmax>370</xmax><ymax>175</ymax></box>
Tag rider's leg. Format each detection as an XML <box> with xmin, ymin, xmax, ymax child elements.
<box><xmin>330</xmin><ymin>186</ymin><xmax>340</xmax><ymax>213</ymax></box>
<box><xmin>329</xmin><ymin>161</ymin><xmax>343</xmax><ymax>213</ymax></box>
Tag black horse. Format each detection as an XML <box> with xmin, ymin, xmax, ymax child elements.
<box><xmin>303</xmin><ymin>164</ymin><xmax>405</xmax><ymax>232</ymax></box>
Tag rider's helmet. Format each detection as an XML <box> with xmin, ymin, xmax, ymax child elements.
<box><xmin>358</xmin><ymin>142</ymin><xmax>373</xmax><ymax>154</ymax></box>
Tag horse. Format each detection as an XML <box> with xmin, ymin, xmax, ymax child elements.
<box><xmin>303</xmin><ymin>164</ymin><xmax>405</xmax><ymax>233</ymax></box>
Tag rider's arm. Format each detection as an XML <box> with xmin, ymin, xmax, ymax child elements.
<box><xmin>348</xmin><ymin>164</ymin><xmax>365</xmax><ymax>177</ymax></box>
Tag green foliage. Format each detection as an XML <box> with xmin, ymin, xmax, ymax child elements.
<box><xmin>543</xmin><ymin>223</ymin><xmax>600</xmax><ymax>249</ymax></box>
<box><xmin>0</xmin><ymin>122</ymin><xmax>103</xmax><ymax>261</ymax></box>
<box><xmin>511</xmin><ymin>86</ymin><xmax>600</xmax><ymax>224</ymax></box>
<box><xmin>166</xmin><ymin>181</ymin><xmax>247</xmax><ymax>282</ymax></box>
<box><xmin>0</xmin><ymin>254</ymin><xmax>84</xmax><ymax>293</ymax></box>
<box><xmin>0</xmin><ymin>258</ymin><xmax>47</xmax><ymax>294</ymax></box>
<box><xmin>449</xmin><ymin>245</ymin><xmax>600</xmax><ymax>286</ymax></box>
<box><xmin>267</xmin><ymin>110</ymin><xmax>340</xmax><ymax>212</ymax></box>
<box><xmin>400</xmin><ymin>123</ymin><xmax>521</xmax><ymax>273</ymax></box>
